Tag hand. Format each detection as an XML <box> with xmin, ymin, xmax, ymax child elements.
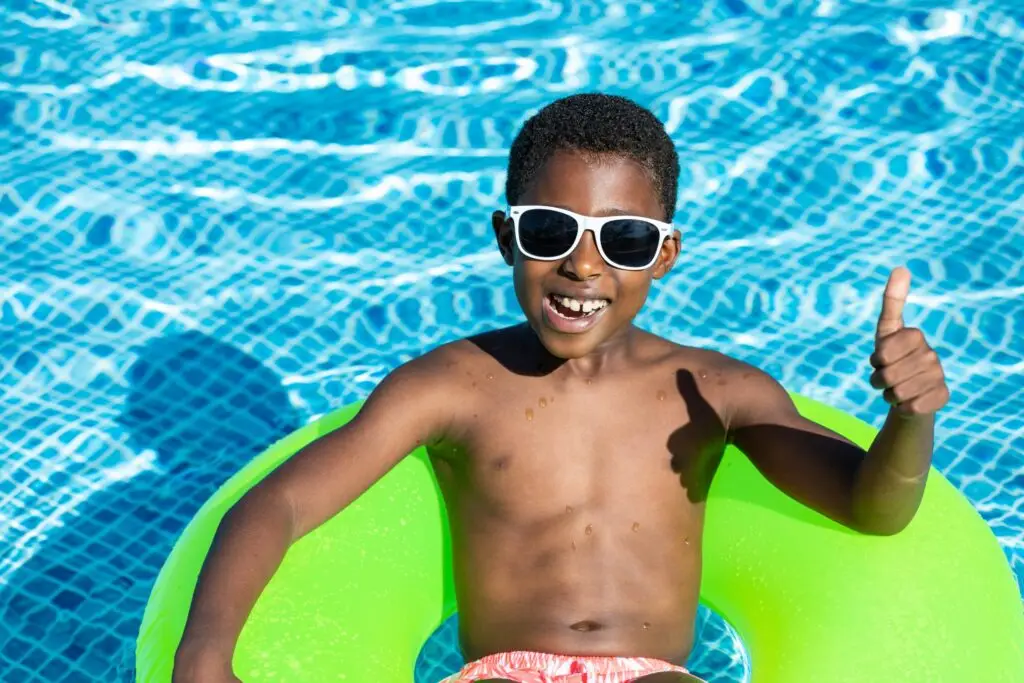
<box><xmin>869</xmin><ymin>267</ymin><xmax>950</xmax><ymax>416</ymax></box>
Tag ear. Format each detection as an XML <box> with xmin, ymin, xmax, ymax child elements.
<box><xmin>493</xmin><ymin>210</ymin><xmax>514</xmax><ymax>266</ymax></box>
<box><xmin>651</xmin><ymin>230</ymin><xmax>681</xmax><ymax>280</ymax></box>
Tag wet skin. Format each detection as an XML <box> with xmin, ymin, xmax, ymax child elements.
<box><xmin>175</xmin><ymin>128</ymin><xmax>947</xmax><ymax>683</ymax></box>
<box><xmin>397</xmin><ymin>152</ymin><xmax>866</xmax><ymax>667</ymax></box>
<box><xmin>194</xmin><ymin>151</ymin><xmax>933</xmax><ymax>682</ymax></box>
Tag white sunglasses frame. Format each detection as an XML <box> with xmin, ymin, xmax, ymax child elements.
<box><xmin>507</xmin><ymin>205</ymin><xmax>675</xmax><ymax>271</ymax></box>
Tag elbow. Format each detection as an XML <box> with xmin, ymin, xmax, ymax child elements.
<box><xmin>226</xmin><ymin>480</ymin><xmax>299</xmax><ymax>540</ymax></box>
<box><xmin>849</xmin><ymin>505</ymin><xmax>918</xmax><ymax>536</ymax></box>
<box><xmin>849</xmin><ymin>468</ymin><xmax>929</xmax><ymax>536</ymax></box>
<box><xmin>856</xmin><ymin>517</ymin><xmax>911</xmax><ymax>537</ymax></box>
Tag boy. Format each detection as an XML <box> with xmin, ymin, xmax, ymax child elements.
<box><xmin>172</xmin><ymin>94</ymin><xmax>949</xmax><ymax>683</ymax></box>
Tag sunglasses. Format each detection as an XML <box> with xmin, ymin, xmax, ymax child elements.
<box><xmin>508</xmin><ymin>205</ymin><xmax>675</xmax><ymax>271</ymax></box>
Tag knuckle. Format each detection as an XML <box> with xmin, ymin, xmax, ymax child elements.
<box><xmin>874</xmin><ymin>345</ymin><xmax>892</xmax><ymax>365</ymax></box>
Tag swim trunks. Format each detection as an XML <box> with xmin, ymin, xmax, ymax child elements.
<box><xmin>439</xmin><ymin>650</ymin><xmax>702</xmax><ymax>682</ymax></box>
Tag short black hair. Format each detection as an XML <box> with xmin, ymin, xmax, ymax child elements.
<box><xmin>505</xmin><ymin>93</ymin><xmax>679</xmax><ymax>220</ymax></box>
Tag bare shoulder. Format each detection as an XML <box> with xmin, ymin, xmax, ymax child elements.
<box><xmin>649</xmin><ymin>336</ymin><xmax>773</xmax><ymax>384</ymax></box>
<box><xmin>638</xmin><ymin>333</ymin><xmax>790</xmax><ymax>428</ymax></box>
<box><xmin>381</xmin><ymin>336</ymin><xmax>492</xmax><ymax>403</ymax></box>
<box><xmin>378</xmin><ymin>330</ymin><xmax>515</xmax><ymax>410</ymax></box>
<box><xmin>398</xmin><ymin>336</ymin><xmax>482</xmax><ymax>375</ymax></box>
<box><xmin>634</xmin><ymin>331</ymin><xmax>744</xmax><ymax>377</ymax></box>
<box><xmin>684</xmin><ymin>348</ymin><xmax>795</xmax><ymax>432</ymax></box>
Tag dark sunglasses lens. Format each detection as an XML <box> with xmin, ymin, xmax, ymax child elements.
<box><xmin>517</xmin><ymin>209</ymin><xmax>579</xmax><ymax>258</ymax></box>
<box><xmin>600</xmin><ymin>219</ymin><xmax>662</xmax><ymax>268</ymax></box>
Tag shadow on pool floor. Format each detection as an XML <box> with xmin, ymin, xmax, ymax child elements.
<box><xmin>0</xmin><ymin>331</ymin><xmax>301</xmax><ymax>683</ymax></box>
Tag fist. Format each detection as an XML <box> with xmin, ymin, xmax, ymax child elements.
<box><xmin>869</xmin><ymin>267</ymin><xmax>950</xmax><ymax>415</ymax></box>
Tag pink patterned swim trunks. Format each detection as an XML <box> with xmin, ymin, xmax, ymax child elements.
<box><xmin>439</xmin><ymin>650</ymin><xmax>703</xmax><ymax>683</ymax></box>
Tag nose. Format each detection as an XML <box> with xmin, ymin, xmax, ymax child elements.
<box><xmin>561</xmin><ymin>230</ymin><xmax>604</xmax><ymax>280</ymax></box>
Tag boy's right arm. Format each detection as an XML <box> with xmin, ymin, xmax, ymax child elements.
<box><xmin>172</xmin><ymin>350</ymin><xmax>461</xmax><ymax>682</ymax></box>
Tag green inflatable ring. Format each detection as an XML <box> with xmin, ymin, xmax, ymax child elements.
<box><xmin>137</xmin><ymin>395</ymin><xmax>1024</xmax><ymax>682</ymax></box>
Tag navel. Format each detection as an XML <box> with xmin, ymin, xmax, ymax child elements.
<box><xmin>569</xmin><ymin>620</ymin><xmax>603</xmax><ymax>632</ymax></box>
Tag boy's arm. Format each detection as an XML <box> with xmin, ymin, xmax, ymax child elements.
<box><xmin>725</xmin><ymin>268</ymin><xmax>949</xmax><ymax>536</ymax></box>
<box><xmin>173</xmin><ymin>348</ymin><xmax>464</xmax><ymax>679</ymax></box>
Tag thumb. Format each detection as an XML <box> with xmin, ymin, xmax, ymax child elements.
<box><xmin>876</xmin><ymin>266</ymin><xmax>910</xmax><ymax>340</ymax></box>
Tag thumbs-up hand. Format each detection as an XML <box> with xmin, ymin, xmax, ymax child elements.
<box><xmin>869</xmin><ymin>267</ymin><xmax>950</xmax><ymax>416</ymax></box>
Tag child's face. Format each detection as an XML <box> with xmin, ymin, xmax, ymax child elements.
<box><xmin>493</xmin><ymin>150</ymin><xmax>679</xmax><ymax>359</ymax></box>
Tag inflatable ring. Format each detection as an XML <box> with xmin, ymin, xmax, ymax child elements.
<box><xmin>137</xmin><ymin>395</ymin><xmax>1024</xmax><ymax>682</ymax></box>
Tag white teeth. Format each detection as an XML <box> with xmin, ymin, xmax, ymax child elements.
<box><xmin>554</xmin><ymin>296</ymin><xmax>608</xmax><ymax>315</ymax></box>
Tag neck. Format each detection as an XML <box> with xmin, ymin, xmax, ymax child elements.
<box><xmin>529</xmin><ymin>323</ymin><xmax>642</xmax><ymax>379</ymax></box>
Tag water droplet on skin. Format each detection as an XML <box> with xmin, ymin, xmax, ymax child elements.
<box><xmin>571</xmin><ymin>540</ymin><xmax>576</xmax><ymax>551</ymax></box>
<box><xmin>699</xmin><ymin>370</ymin><xmax>708</xmax><ymax>379</ymax></box>
<box><xmin>642</xmin><ymin>622</ymin><xmax>651</xmax><ymax>631</ymax></box>
<box><xmin>487</xmin><ymin>373</ymin><xmax>495</xmax><ymax>380</ymax></box>
<box><xmin>656</xmin><ymin>390</ymin><xmax>666</xmax><ymax>401</ymax></box>
<box><xmin>684</xmin><ymin>537</ymin><xmax>690</xmax><ymax>545</ymax></box>
<box><xmin>632</xmin><ymin>522</ymin><xmax>640</xmax><ymax>532</ymax></box>
<box><xmin>566</xmin><ymin>505</ymin><xmax>574</xmax><ymax>514</ymax></box>
<box><xmin>539</xmin><ymin>397</ymin><xmax>547</xmax><ymax>408</ymax></box>
<box><xmin>585</xmin><ymin>378</ymin><xmax>593</xmax><ymax>386</ymax></box>
<box><xmin>526</xmin><ymin>408</ymin><xmax>534</xmax><ymax>421</ymax></box>
<box><xmin>585</xmin><ymin>524</ymin><xmax>593</xmax><ymax>535</ymax></box>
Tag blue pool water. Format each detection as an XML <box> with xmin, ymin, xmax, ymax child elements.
<box><xmin>2</xmin><ymin>0</ymin><xmax>1022</xmax><ymax>681</ymax></box>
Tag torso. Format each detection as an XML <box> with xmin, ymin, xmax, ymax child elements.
<box><xmin>427</xmin><ymin>325</ymin><xmax>735</xmax><ymax>664</ymax></box>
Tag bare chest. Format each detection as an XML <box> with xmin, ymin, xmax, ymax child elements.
<box><xmin>431</xmin><ymin>377</ymin><xmax>726</xmax><ymax>521</ymax></box>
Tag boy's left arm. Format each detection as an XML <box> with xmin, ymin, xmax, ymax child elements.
<box><xmin>726</xmin><ymin>267</ymin><xmax>950</xmax><ymax>535</ymax></box>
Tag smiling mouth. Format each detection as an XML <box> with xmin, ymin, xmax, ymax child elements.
<box><xmin>546</xmin><ymin>293</ymin><xmax>611</xmax><ymax>320</ymax></box>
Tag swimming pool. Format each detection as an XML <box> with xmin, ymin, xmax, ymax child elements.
<box><xmin>1</xmin><ymin>0</ymin><xmax>1021</xmax><ymax>681</ymax></box>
